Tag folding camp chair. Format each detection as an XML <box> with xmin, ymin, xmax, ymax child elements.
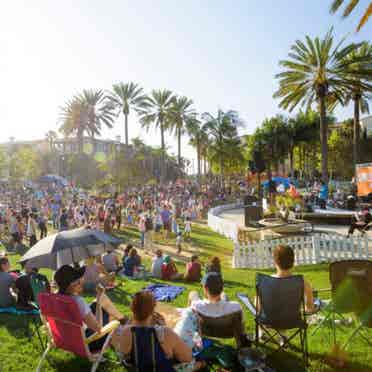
<box><xmin>37</xmin><ymin>292</ymin><xmax>120</xmax><ymax>372</ymax></box>
<box><xmin>312</xmin><ymin>260</ymin><xmax>372</xmax><ymax>349</ymax></box>
<box><xmin>29</xmin><ymin>274</ymin><xmax>50</xmax><ymax>349</ymax></box>
<box><xmin>238</xmin><ymin>273</ymin><xmax>309</xmax><ymax>366</ymax></box>
<box><xmin>196</xmin><ymin>310</ymin><xmax>245</xmax><ymax>348</ymax></box>
<box><xmin>30</xmin><ymin>274</ymin><xmax>50</xmax><ymax>307</ymax></box>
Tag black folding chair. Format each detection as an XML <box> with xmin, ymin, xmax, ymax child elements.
<box><xmin>196</xmin><ymin>310</ymin><xmax>244</xmax><ymax>348</ymax></box>
<box><xmin>312</xmin><ymin>260</ymin><xmax>372</xmax><ymax>348</ymax></box>
<box><xmin>238</xmin><ymin>273</ymin><xmax>308</xmax><ymax>366</ymax></box>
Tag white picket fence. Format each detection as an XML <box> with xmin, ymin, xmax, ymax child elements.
<box><xmin>207</xmin><ymin>203</ymin><xmax>243</xmax><ymax>241</ymax></box>
<box><xmin>233</xmin><ymin>235</ymin><xmax>372</xmax><ymax>269</ymax></box>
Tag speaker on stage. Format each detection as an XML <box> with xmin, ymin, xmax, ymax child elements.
<box><xmin>244</xmin><ymin>195</ymin><xmax>263</xmax><ymax>227</ymax></box>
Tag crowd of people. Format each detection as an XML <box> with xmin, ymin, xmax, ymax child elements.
<box><xmin>1</xmin><ymin>176</ymin><xmax>365</xmax><ymax>370</ymax></box>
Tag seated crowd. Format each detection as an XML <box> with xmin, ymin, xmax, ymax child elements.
<box><xmin>0</xmin><ymin>243</ymin><xmax>318</xmax><ymax>371</ymax></box>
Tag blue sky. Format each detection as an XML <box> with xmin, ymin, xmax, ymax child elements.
<box><xmin>1</xmin><ymin>0</ymin><xmax>371</xmax><ymax>165</ymax></box>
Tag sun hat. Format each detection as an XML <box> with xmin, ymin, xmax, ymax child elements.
<box><xmin>54</xmin><ymin>265</ymin><xmax>86</xmax><ymax>293</ymax></box>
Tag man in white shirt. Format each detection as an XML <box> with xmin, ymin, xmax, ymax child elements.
<box><xmin>190</xmin><ymin>272</ymin><xmax>242</xmax><ymax>317</ymax></box>
<box><xmin>174</xmin><ymin>272</ymin><xmax>249</xmax><ymax>349</ymax></box>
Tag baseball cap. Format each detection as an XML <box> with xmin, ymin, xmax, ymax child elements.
<box><xmin>54</xmin><ymin>265</ymin><xmax>86</xmax><ymax>293</ymax></box>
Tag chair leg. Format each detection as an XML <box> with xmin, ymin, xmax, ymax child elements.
<box><xmin>36</xmin><ymin>343</ymin><xmax>51</xmax><ymax>372</ymax></box>
<box><xmin>90</xmin><ymin>331</ymin><xmax>114</xmax><ymax>372</ymax></box>
<box><xmin>255</xmin><ymin>322</ymin><xmax>259</xmax><ymax>348</ymax></box>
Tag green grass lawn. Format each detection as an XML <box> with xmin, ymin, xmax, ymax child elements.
<box><xmin>1</xmin><ymin>224</ymin><xmax>371</xmax><ymax>372</ymax></box>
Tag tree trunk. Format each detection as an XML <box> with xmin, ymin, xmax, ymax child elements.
<box><xmin>160</xmin><ymin>123</ymin><xmax>165</xmax><ymax>183</ymax></box>
<box><xmin>353</xmin><ymin>96</ymin><xmax>360</xmax><ymax>170</ymax></box>
<box><xmin>77</xmin><ymin>129</ymin><xmax>83</xmax><ymax>155</ymax></box>
<box><xmin>177</xmin><ymin>127</ymin><xmax>182</xmax><ymax>166</ymax></box>
<box><xmin>124</xmin><ymin>113</ymin><xmax>129</xmax><ymax>146</ymax></box>
<box><xmin>220</xmin><ymin>156</ymin><xmax>224</xmax><ymax>189</ymax></box>
<box><xmin>319</xmin><ymin>96</ymin><xmax>328</xmax><ymax>182</ymax></box>
<box><xmin>196</xmin><ymin>141</ymin><xmax>201</xmax><ymax>184</ymax></box>
<box><xmin>289</xmin><ymin>145</ymin><xmax>294</xmax><ymax>178</ymax></box>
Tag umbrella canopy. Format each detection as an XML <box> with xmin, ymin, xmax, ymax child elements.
<box><xmin>39</xmin><ymin>174</ymin><xmax>68</xmax><ymax>186</ymax></box>
<box><xmin>20</xmin><ymin>228</ymin><xmax>122</xmax><ymax>270</ymax></box>
<box><xmin>262</xmin><ymin>177</ymin><xmax>291</xmax><ymax>189</ymax></box>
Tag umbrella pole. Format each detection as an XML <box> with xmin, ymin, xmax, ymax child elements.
<box><xmin>70</xmin><ymin>248</ymin><xmax>77</xmax><ymax>267</ymax></box>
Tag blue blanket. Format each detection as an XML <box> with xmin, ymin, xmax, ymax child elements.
<box><xmin>0</xmin><ymin>307</ymin><xmax>39</xmax><ymax>315</ymax></box>
<box><xmin>144</xmin><ymin>284</ymin><xmax>185</xmax><ymax>302</ymax></box>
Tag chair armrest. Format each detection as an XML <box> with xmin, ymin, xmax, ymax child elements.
<box><xmin>237</xmin><ymin>293</ymin><xmax>257</xmax><ymax>317</ymax></box>
<box><xmin>85</xmin><ymin>320</ymin><xmax>120</xmax><ymax>344</ymax></box>
<box><xmin>313</xmin><ymin>288</ymin><xmax>331</xmax><ymax>296</ymax></box>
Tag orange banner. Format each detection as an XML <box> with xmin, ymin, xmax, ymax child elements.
<box><xmin>356</xmin><ymin>163</ymin><xmax>372</xmax><ymax>196</ymax></box>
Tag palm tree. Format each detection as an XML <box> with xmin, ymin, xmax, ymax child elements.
<box><xmin>330</xmin><ymin>0</ymin><xmax>372</xmax><ymax>31</ymax></box>
<box><xmin>59</xmin><ymin>89</ymin><xmax>115</xmax><ymax>154</ymax></box>
<box><xmin>187</xmin><ymin>118</ymin><xmax>206</xmax><ymax>182</ymax></box>
<box><xmin>341</xmin><ymin>42</ymin><xmax>372</xmax><ymax>167</ymax></box>
<box><xmin>138</xmin><ymin>89</ymin><xmax>175</xmax><ymax>182</ymax></box>
<box><xmin>202</xmin><ymin>110</ymin><xmax>243</xmax><ymax>186</ymax></box>
<box><xmin>169</xmin><ymin>96</ymin><xmax>196</xmax><ymax>166</ymax></box>
<box><xmin>45</xmin><ymin>130</ymin><xmax>58</xmax><ymax>152</ymax></box>
<box><xmin>109</xmin><ymin>82</ymin><xmax>148</xmax><ymax>146</ymax></box>
<box><xmin>274</xmin><ymin>29</ymin><xmax>371</xmax><ymax>182</ymax></box>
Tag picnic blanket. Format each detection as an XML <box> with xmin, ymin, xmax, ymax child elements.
<box><xmin>144</xmin><ymin>284</ymin><xmax>185</xmax><ymax>302</ymax></box>
<box><xmin>0</xmin><ymin>307</ymin><xmax>39</xmax><ymax>315</ymax></box>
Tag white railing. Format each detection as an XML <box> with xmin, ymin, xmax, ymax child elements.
<box><xmin>207</xmin><ymin>203</ymin><xmax>243</xmax><ymax>241</ymax></box>
<box><xmin>233</xmin><ymin>235</ymin><xmax>371</xmax><ymax>269</ymax></box>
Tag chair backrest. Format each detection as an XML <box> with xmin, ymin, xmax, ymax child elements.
<box><xmin>330</xmin><ymin>260</ymin><xmax>372</xmax><ymax>314</ymax></box>
<box><xmin>129</xmin><ymin>327</ymin><xmax>175</xmax><ymax>372</ymax></box>
<box><xmin>30</xmin><ymin>274</ymin><xmax>49</xmax><ymax>307</ymax></box>
<box><xmin>196</xmin><ymin>311</ymin><xmax>243</xmax><ymax>346</ymax></box>
<box><xmin>38</xmin><ymin>292</ymin><xmax>88</xmax><ymax>358</ymax></box>
<box><xmin>256</xmin><ymin>273</ymin><xmax>305</xmax><ymax>329</ymax></box>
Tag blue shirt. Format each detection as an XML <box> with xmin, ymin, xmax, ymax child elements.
<box><xmin>124</xmin><ymin>257</ymin><xmax>137</xmax><ymax>277</ymax></box>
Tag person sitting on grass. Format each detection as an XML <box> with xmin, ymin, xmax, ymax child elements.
<box><xmin>83</xmin><ymin>257</ymin><xmax>115</xmax><ymax>292</ymax></box>
<box><xmin>184</xmin><ymin>255</ymin><xmax>202</xmax><ymax>282</ymax></box>
<box><xmin>54</xmin><ymin>265</ymin><xmax>126</xmax><ymax>353</ymax></box>
<box><xmin>123</xmin><ymin>248</ymin><xmax>142</xmax><ymax>278</ymax></box>
<box><xmin>205</xmin><ymin>256</ymin><xmax>222</xmax><ymax>275</ymax></box>
<box><xmin>15</xmin><ymin>261</ymin><xmax>50</xmax><ymax>309</ymax></box>
<box><xmin>189</xmin><ymin>272</ymin><xmax>242</xmax><ymax>317</ymax></box>
<box><xmin>0</xmin><ymin>256</ymin><xmax>17</xmax><ymax>308</ymax></box>
<box><xmin>174</xmin><ymin>272</ymin><xmax>249</xmax><ymax>349</ymax></box>
<box><xmin>122</xmin><ymin>244</ymin><xmax>133</xmax><ymax>265</ymax></box>
<box><xmin>271</xmin><ymin>245</ymin><xmax>316</xmax><ymax>313</ymax></box>
<box><xmin>161</xmin><ymin>255</ymin><xmax>182</xmax><ymax>281</ymax></box>
<box><xmin>120</xmin><ymin>291</ymin><xmax>206</xmax><ymax>371</ymax></box>
<box><xmin>102</xmin><ymin>248</ymin><xmax>121</xmax><ymax>273</ymax></box>
<box><xmin>151</xmin><ymin>249</ymin><xmax>164</xmax><ymax>278</ymax></box>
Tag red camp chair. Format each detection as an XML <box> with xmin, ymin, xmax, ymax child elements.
<box><xmin>36</xmin><ymin>292</ymin><xmax>119</xmax><ymax>372</ymax></box>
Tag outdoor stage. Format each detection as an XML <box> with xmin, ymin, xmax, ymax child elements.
<box><xmin>218</xmin><ymin>207</ymin><xmax>354</xmax><ymax>237</ymax></box>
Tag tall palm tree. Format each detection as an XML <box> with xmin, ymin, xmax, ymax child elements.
<box><xmin>59</xmin><ymin>89</ymin><xmax>115</xmax><ymax>154</ymax></box>
<box><xmin>45</xmin><ymin>130</ymin><xmax>58</xmax><ymax>152</ymax></box>
<box><xmin>341</xmin><ymin>42</ymin><xmax>372</xmax><ymax>167</ymax></box>
<box><xmin>169</xmin><ymin>96</ymin><xmax>196</xmax><ymax>166</ymax></box>
<box><xmin>330</xmin><ymin>0</ymin><xmax>372</xmax><ymax>31</ymax></box>
<box><xmin>202</xmin><ymin>110</ymin><xmax>242</xmax><ymax>185</ymax></box>
<box><xmin>274</xmin><ymin>29</ymin><xmax>371</xmax><ymax>182</ymax></box>
<box><xmin>187</xmin><ymin>118</ymin><xmax>207</xmax><ymax>182</ymax></box>
<box><xmin>138</xmin><ymin>89</ymin><xmax>175</xmax><ymax>182</ymax></box>
<box><xmin>109</xmin><ymin>82</ymin><xmax>148</xmax><ymax>146</ymax></box>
